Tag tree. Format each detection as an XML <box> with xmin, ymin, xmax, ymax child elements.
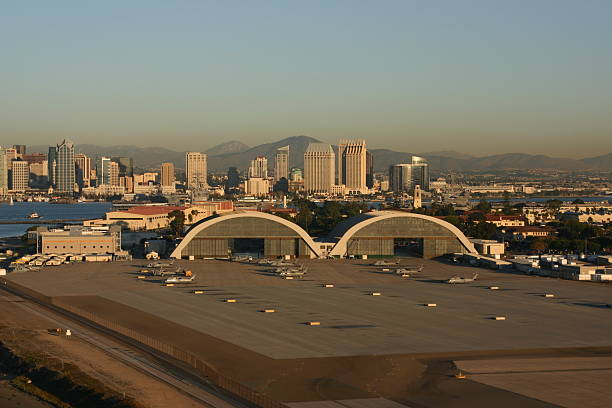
<box><xmin>474</xmin><ymin>199</ymin><xmax>491</xmax><ymax>213</ymax></box>
<box><xmin>530</xmin><ymin>239</ymin><xmax>549</xmax><ymax>253</ymax></box>
<box><xmin>168</xmin><ymin>210</ymin><xmax>185</xmax><ymax>237</ymax></box>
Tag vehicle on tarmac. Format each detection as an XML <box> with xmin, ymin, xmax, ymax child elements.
<box><xmin>446</xmin><ymin>273</ymin><xmax>479</xmax><ymax>284</ymax></box>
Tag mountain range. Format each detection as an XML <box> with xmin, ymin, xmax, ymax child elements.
<box><xmin>28</xmin><ymin>137</ymin><xmax>612</xmax><ymax>173</ymax></box>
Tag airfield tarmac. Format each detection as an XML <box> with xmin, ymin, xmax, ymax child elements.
<box><xmin>5</xmin><ymin>259</ymin><xmax>612</xmax><ymax>407</ymax></box>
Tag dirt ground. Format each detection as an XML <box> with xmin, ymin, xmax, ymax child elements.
<box><xmin>0</xmin><ymin>295</ymin><xmax>205</xmax><ymax>408</ymax></box>
<box><xmin>0</xmin><ymin>381</ymin><xmax>52</xmax><ymax>408</ymax></box>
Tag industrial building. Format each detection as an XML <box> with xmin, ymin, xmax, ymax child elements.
<box><xmin>172</xmin><ymin>210</ymin><xmax>476</xmax><ymax>259</ymax></box>
<box><xmin>36</xmin><ymin>225</ymin><xmax>121</xmax><ymax>255</ymax></box>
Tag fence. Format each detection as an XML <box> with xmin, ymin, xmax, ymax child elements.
<box><xmin>1</xmin><ymin>279</ymin><xmax>287</xmax><ymax>408</ymax></box>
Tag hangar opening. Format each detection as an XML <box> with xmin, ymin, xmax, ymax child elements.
<box><xmin>231</xmin><ymin>238</ymin><xmax>265</xmax><ymax>258</ymax></box>
<box><xmin>329</xmin><ymin>211</ymin><xmax>477</xmax><ymax>259</ymax></box>
<box><xmin>394</xmin><ymin>238</ymin><xmax>423</xmax><ymax>257</ymax></box>
<box><xmin>171</xmin><ymin>212</ymin><xmax>321</xmax><ymax>259</ymax></box>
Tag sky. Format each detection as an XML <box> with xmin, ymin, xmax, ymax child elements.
<box><xmin>1</xmin><ymin>0</ymin><xmax>611</xmax><ymax>158</ymax></box>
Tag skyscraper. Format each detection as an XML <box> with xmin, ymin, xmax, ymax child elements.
<box><xmin>55</xmin><ymin>139</ymin><xmax>75</xmax><ymax>193</ymax></box>
<box><xmin>0</xmin><ymin>147</ymin><xmax>8</xmax><ymax>193</ymax></box>
<box><xmin>10</xmin><ymin>160</ymin><xmax>29</xmax><ymax>191</ymax></box>
<box><xmin>275</xmin><ymin>146</ymin><xmax>289</xmax><ymax>181</ymax></box>
<box><xmin>75</xmin><ymin>153</ymin><xmax>91</xmax><ymax>188</ymax></box>
<box><xmin>304</xmin><ymin>143</ymin><xmax>335</xmax><ymax>194</ymax></box>
<box><xmin>12</xmin><ymin>145</ymin><xmax>26</xmax><ymax>156</ymax></box>
<box><xmin>108</xmin><ymin>161</ymin><xmax>120</xmax><ymax>186</ymax></box>
<box><xmin>185</xmin><ymin>152</ymin><xmax>207</xmax><ymax>189</ymax></box>
<box><xmin>249</xmin><ymin>156</ymin><xmax>268</xmax><ymax>179</ymax></box>
<box><xmin>226</xmin><ymin>167</ymin><xmax>240</xmax><ymax>191</ymax></box>
<box><xmin>48</xmin><ymin>146</ymin><xmax>57</xmax><ymax>187</ymax></box>
<box><xmin>338</xmin><ymin>139</ymin><xmax>368</xmax><ymax>193</ymax></box>
<box><xmin>111</xmin><ymin>157</ymin><xmax>134</xmax><ymax>178</ymax></box>
<box><xmin>96</xmin><ymin>156</ymin><xmax>112</xmax><ymax>186</ymax></box>
<box><xmin>160</xmin><ymin>162</ymin><xmax>175</xmax><ymax>186</ymax></box>
<box><xmin>410</xmin><ymin>156</ymin><xmax>430</xmax><ymax>191</ymax></box>
<box><xmin>366</xmin><ymin>151</ymin><xmax>374</xmax><ymax>189</ymax></box>
<box><xmin>389</xmin><ymin>164</ymin><xmax>412</xmax><ymax>193</ymax></box>
<box><xmin>388</xmin><ymin>156</ymin><xmax>430</xmax><ymax>193</ymax></box>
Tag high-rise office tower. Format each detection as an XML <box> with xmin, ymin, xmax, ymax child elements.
<box><xmin>0</xmin><ymin>147</ymin><xmax>8</xmax><ymax>193</ymax></box>
<box><xmin>338</xmin><ymin>139</ymin><xmax>367</xmax><ymax>193</ymax></box>
<box><xmin>109</xmin><ymin>161</ymin><xmax>120</xmax><ymax>186</ymax></box>
<box><xmin>249</xmin><ymin>156</ymin><xmax>268</xmax><ymax>179</ymax></box>
<box><xmin>12</xmin><ymin>145</ymin><xmax>26</xmax><ymax>156</ymax></box>
<box><xmin>74</xmin><ymin>153</ymin><xmax>91</xmax><ymax>188</ymax></box>
<box><xmin>226</xmin><ymin>167</ymin><xmax>240</xmax><ymax>190</ymax></box>
<box><xmin>55</xmin><ymin>139</ymin><xmax>75</xmax><ymax>193</ymax></box>
<box><xmin>388</xmin><ymin>164</ymin><xmax>412</xmax><ymax>193</ymax></box>
<box><xmin>10</xmin><ymin>160</ymin><xmax>29</xmax><ymax>191</ymax></box>
<box><xmin>275</xmin><ymin>146</ymin><xmax>289</xmax><ymax>181</ymax></box>
<box><xmin>366</xmin><ymin>151</ymin><xmax>374</xmax><ymax>189</ymax></box>
<box><xmin>388</xmin><ymin>156</ymin><xmax>430</xmax><ymax>193</ymax></box>
<box><xmin>96</xmin><ymin>156</ymin><xmax>112</xmax><ymax>186</ymax></box>
<box><xmin>304</xmin><ymin>143</ymin><xmax>335</xmax><ymax>194</ymax></box>
<box><xmin>410</xmin><ymin>156</ymin><xmax>430</xmax><ymax>191</ymax></box>
<box><xmin>48</xmin><ymin>146</ymin><xmax>57</xmax><ymax>187</ymax></box>
<box><xmin>160</xmin><ymin>162</ymin><xmax>175</xmax><ymax>186</ymax></box>
<box><xmin>4</xmin><ymin>148</ymin><xmax>17</xmax><ymax>171</ymax></box>
<box><xmin>111</xmin><ymin>157</ymin><xmax>134</xmax><ymax>178</ymax></box>
<box><xmin>185</xmin><ymin>152</ymin><xmax>207</xmax><ymax>189</ymax></box>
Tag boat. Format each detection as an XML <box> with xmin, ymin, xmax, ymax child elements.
<box><xmin>9</xmin><ymin>196</ymin><xmax>14</xmax><ymax>205</ymax></box>
<box><xmin>27</xmin><ymin>212</ymin><xmax>41</xmax><ymax>219</ymax></box>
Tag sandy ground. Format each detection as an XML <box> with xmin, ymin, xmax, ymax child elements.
<box><xmin>0</xmin><ymin>293</ymin><xmax>205</xmax><ymax>408</ymax></box>
<box><xmin>0</xmin><ymin>381</ymin><xmax>52</xmax><ymax>408</ymax></box>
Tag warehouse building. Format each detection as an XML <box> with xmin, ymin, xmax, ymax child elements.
<box><xmin>37</xmin><ymin>225</ymin><xmax>121</xmax><ymax>255</ymax></box>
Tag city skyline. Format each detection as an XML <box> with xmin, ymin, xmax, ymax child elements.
<box><xmin>2</xmin><ymin>1</ymin><xmax>612</xmax><ymax>157</ymax></box>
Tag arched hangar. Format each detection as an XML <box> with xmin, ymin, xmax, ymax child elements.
<box><xmin>171</xmin><ymin>211</ymin><xmax>321</xmax><ymax>259</ymax></box>
<box><xmin>328</xmin><ymin>211</ymin><xmax>476</xmax><ymax>258</ymax></box>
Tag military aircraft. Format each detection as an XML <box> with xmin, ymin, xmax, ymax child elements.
<box><xmin>164</xmin><ymin>274</ymin><xmax>196</xmax><ymax>284</ymax></box>
<box><xmin>269</xmin><ymin>260</ymin><xmax>296</xmax><ymax>267</ymax></box>
<box><xmin>257</xmin><ymin>259</ymin><xmax>274</xmax><ymax>266</ymax></box>
<box><xmin>373</xmin><ymin>259</ymin><xmax>400</xmax><ymax>266</ymax></box>
<box><xmin>445</xmin><ymin>273</ymin><xmax>479</xmax><ymax>284</ymax></box>
<box><xmin>278</xmin><ymin>270</ymin><xmax>306</xmax><ymax>278</ymax></box>
<box><xmin>147</xmin><ymin>261</ymin><xmax>174</xmax><ymax>268</ymax></box>
<box><xmin>393</xmin><ymin>265</ymin><xmax>424</xmax><ymax>275</ymax></box>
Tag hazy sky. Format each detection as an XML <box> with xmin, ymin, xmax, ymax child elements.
<box><xmin>1</xmin><ymin>0</ymin><xmax>611</xmax><ymax>157</ymax></box>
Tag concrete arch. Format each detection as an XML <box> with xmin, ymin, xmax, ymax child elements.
<box><xmin>329</xmin><ymin>211</ymin><xmax>476</xmax><ymax>258</ymax></box>
<box><xmin>171</xmin><ymin>211</ymin><xmax>321</xmax><ymax>258</ymax></box>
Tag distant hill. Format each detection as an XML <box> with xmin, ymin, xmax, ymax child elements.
<box><xmin>204</xmin><ymin>140</ymin><xmax>250</xmax><ymax>156</ymax></box>
<box><xmin>207</xmin><ymin>135</ymin><xmax>320</xmax><ymax>172</ymax></box>
<box><xmin>27</xmin><ymin>141</ymin><xmax>612</xmax><ymax>172</ymax></box>
<box><xmin>420</xmin><ymin>150</ymin><xmax>475</xmax><ymax>160</ymax></box>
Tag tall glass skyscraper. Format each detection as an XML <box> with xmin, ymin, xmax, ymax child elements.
<box><xmin>55</xmin><ymin>139</ymin><xmax>75</xmax><ymax>193</ymax></box>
